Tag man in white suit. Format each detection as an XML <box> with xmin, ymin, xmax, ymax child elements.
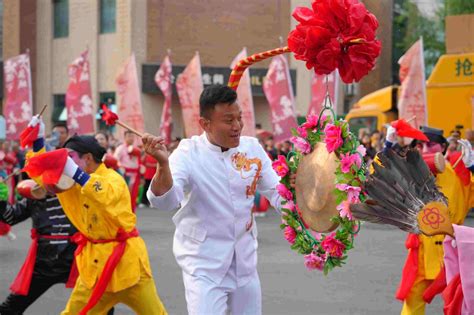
<box><xmin>144</xmin><ymin>85</ymin><xmax>282</xmax><ymax>314</ymax></box>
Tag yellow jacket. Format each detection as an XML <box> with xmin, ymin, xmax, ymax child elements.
<box><xmin>57</xmin><ymin>164</ymin><xmax>152</xmax><ymax>292</ymax></box>
<box><xmin>421</xmin><ymin>163</ymin><xmax>472</xmax><ymax>279</ymax></box>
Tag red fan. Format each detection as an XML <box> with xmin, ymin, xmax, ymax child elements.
<box><xmin>391</xmin><ymin>119</ymin><xmax>429</xmax><ymax>142</ymax></box>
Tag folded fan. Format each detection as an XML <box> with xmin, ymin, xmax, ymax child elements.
<box><xmin>350</xmin><ymin>149</ymin><xmax>454</xmax><ymax>237</ymax></box>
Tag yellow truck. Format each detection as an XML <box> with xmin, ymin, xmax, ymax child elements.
<box><xmin>346</xmin><ymin>52</ymin><xmax>474</xmax><ymax>138</ymax></box>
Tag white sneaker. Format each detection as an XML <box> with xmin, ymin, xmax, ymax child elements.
<box><xmin>6</xmin><ymin>231</ymin><xmax>16</xmax><ymax>241</ymax></box>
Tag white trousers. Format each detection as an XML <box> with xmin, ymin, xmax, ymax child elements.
<box><xmin>182</xmin><ymin>257</ymin><xmax>261</xmax><ymax>315</ymax></box>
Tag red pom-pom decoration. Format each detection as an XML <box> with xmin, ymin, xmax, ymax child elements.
<box><xmin>287</xmin><ymin>0</ymin><xmax>382</xmax><ymax>83</ymax></box>
<box><xmin>101</xmin><ymin>104</ymin><xmax>119</xmax><ymax>126</ymax></box>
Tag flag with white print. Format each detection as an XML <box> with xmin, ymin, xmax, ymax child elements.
<box><xmin>263</xmin><ymin>55</ymin><xmax>298</xmax><ymax>143</ymax></box>
<box><xmin>3</xmin><ymin>53</ymin><xmax>33</xmax><ymax>140</ymax></box>
<box><xmin>176</xmin><ymin>52</ymin><xmax>203</xmax><ymax>138</ymax></box>
<box><xmin>230</xmin><ymin>48</ymin><xmax>256</xmax><ymax>137</ymax></box>
<box><xmin>66</xmin><ymin>49</ymin><xmax>95</xmax><ymax>134</ymax></box>
<box><xmin>155</xmin><ymin>55</ymin><xmax>173</xmax><ymax>144</ymax></box>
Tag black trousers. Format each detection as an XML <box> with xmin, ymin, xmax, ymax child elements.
<box><xmin>0</xmin><ymin>267</ymin><xmax>115</xmax><ymax>315</ymax></box>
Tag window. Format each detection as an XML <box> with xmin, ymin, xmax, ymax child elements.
<box><xmin>52</xmin><ymin>94</ymin><xmax>66</xmax><ymax>123</ymax></box>
<box><xmin>53</xmin><ymin>0</ymin><xmax>69</xmax><ymax>38</ymax></box>
<box><xmin>348</xmin><ymin>116</ymin><xmax>378</xmax><ymax>136</ymax></box>
<box><xmin>100</xmin><ymin>0</ymin><xmax>116</xmax><ymax>34</ymax></box>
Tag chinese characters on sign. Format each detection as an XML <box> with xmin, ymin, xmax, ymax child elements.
<box><xmin>455</xmin><ymin>58</ymin><xmax>473</xmax><ymax>77</ymax></box>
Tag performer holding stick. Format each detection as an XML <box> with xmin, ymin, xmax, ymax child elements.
<box><xmin>145</xmin><ymin>85</ymin><xmax>282</xmax><ymax>314</ymax></box>
<box><xmin>22</xmin><ymin>116</ymin><xmax>167</xmax><ymax>315</ymax></box>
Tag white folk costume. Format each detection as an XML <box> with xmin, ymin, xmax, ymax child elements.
<box><xmin>147</xmin><ymin>133</ymin><xmax>281</xmax><ymax>314</ymax></box>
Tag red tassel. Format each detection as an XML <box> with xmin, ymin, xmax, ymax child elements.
<box><xmin>396</xmin><ymin>233</ymin><xmax>420</xmax><ymax>300</ymax></box>
<box><xmin>101</xmin><ymin>104</ymin><xmax>119</xmax><ymax>126</ymax></box>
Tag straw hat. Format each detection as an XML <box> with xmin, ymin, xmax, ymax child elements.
<box><xmin>295</xmin><ymin>143</ymin><xmax>340</xmax><ymax>233</ymax></box>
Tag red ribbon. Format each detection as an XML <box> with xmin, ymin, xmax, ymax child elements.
<box><xmin>423</xmin><ymin>266</ymin><xmax>447</xmax><ymax>303</ymax></box>
<box><xmin>396</xmin><ymin>233</ymin><xmax>420</xmax><ymax>300</ymax></box>
<box><xmin>443</xmin><ymin>273</ymin><xmax>463</xmax><ymax>315</ymax></box>
<box><xmin>10</xmin><ymin>228</ymin><xmax>72</xmax><ymax>295</ymax></box>
<box><xmin>69</xmin><ymin>228</ymin><xmax>139</xmax><ymax>315</ymax></box>
<box><xmin>124</xmin><ymin>167</ymin><xmax>140</xmax><ymax>212</ymax></box>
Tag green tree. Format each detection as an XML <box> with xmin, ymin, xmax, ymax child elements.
<box><xmin>446</xmin><ymin>0</ymin><xmax>474</xmax><ymax>15</ymax></box>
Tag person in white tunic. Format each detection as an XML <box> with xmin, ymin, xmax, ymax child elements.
<box><xmin>143</xmin><ymin>85</ymin><xmax>282</xmax><ymax>315</ymax></box>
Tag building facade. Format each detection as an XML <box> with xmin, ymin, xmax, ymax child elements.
<box><xmin>2</xmin><ymin>0</ymin><xmax>393</xmax><ymax>139</ymax></box>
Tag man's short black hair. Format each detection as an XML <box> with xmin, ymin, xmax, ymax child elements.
<box><xmin>53</xmin><ymin>122</ymin><xmax>68</xmax><ymax>133</ymax></box>
<box><xmin>64</xmin><ymin>135</ymin><xmax>106</xmax><ymax>164</ymax></box>
<box><xmin>199</xmin><ymin>84</ymin><xmax>237</xmax><ymax>118</ymax></box>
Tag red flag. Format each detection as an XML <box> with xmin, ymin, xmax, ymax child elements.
<box><xmin>66</xmin><ymin>49</ymin><xmax>95</xmax><ymax>135</ymax></box>
<box><xmin>230</xmin><ymin>48</ymin><xmax>256</xmax><ymax>137</ymax></box>
<box><xmin>155</xmin><ymin>55</ymin><xmax>173</xmax><ymax>144</ymax></box>
<box><xmin>3</xmin><ymin>53</ymin><xmax>33</xmax><ymax>140</ymax></box>
<box><xmin>262</xmin><ymin>55</ymin><xmax>298</xmax><ymax>143</ymax></box>
<box><xmin>308</xmin><ymin>71</ymin><xmax>339</xmax><ymax>116</ymax></box>
<box><xmin>176</xmin><ymin>52</ymin><xmax>203</xmax><ymax>138</ymax></box>
<box><xmin>398</xmin><ymin>39</ymin><xmax>427</xmax><ymax>129</ymax></box>
<box><xmin>116</xmin><ymin>54</ymin><xmax>145</xmax><ymax>140</ymax></box>
<box><xmin>23</xmin><ymin>149</ymin><xmax>69</xmax><ymax>185</ymax></box>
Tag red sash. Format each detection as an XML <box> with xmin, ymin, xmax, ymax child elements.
<box><xmin>443</xmin><ymin>273</ymin><xmax>463</xmax><ymax>315</ymax></box>
<box><xmin>69</xmin><ymin>228</ymin><xmax>139</xmax><ymax>315</ymax></box>
<box><xmin>423</xmin><ymin>266</ymin><xmax>447</xmax><ymax>303</ymax></box>
<box><xmin>396</xmin><ymin>233</ymin><xmax>420</xmax><ymax>300</ymax></box>
<box><xmin>10</xmin><ymin>228</ymin><xmax>72</xmax><ymax>295</ymax></box>
<box><xmin>124</xmin><ymin>167</ymin><xmax>140</xmax><ymax>212</ymax></box>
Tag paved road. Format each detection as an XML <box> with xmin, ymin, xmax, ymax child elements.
<box><xmin>2</xmin><ymin>208</ymin><xmax>470</xmax><ymax>314</ymax></box>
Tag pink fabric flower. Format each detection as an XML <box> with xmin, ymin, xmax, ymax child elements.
<box><xmin>297</xmin><ymin>126</ymin><xmax>308</xmax><ymax>138</ymax></box>
<box><xmin>272</xmin><ymin>155</ymin><xmax>290</xmax><ymax>177</ymax></box>
<box><xmin>337</xmin><ymin>200</ymin><xmax>353</xmax><ymax>219</ymax></box>
<box><xmin>304</xmin><ymin>252</ymin><xmax>325</xmax><ymax>271</ymax></box>
<box><xmin>321</xmin><ymin>233</ymin><xmax>346</xmax><ymax>258</ymax></box>
<box><xmin>282</xmin><ymin>199</ymin><xmax>295</xmax><ymax>212</ymax></box>
<box><xmin>290</xmin><ymin>136</ymin><xmax>311</xmax><ymax>154</ymax></box>
<box><xmin>340</xmin><ymin>152</ymin><xmax>362</xmax><ymax>173</ymax></box>
<box><xmin>283</xmin><ymin>226</ymin><xmax>297</xmax><ymax>244</ymax></box>
<box><xmin>276</xmin><ymin>184</ymin><xmax>293</xmax><ymax>200</ymax></box>
<box><xmin>301</xmin><ymin>114</ymin><xmax>319</xmax><ymax>130</ymax></box>
<box><xmin>324</xmin><ymin>124</ymin><xmax>343</xmax><ymax>153</ymax></box>
<box><xmin>336</xmin><ymin>184</ymin><xmax>361</xmax><ymax>203</ymax></box>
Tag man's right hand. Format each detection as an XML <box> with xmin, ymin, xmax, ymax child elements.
<box><xmin>28</xmin><ymin>115</ymin><xmax>45</xmax><ymax>139</ymax></box>
<box><xmin>142</xmin><ymin>134</ymin><xmax>168</xmax><ymax>165</ymax></box>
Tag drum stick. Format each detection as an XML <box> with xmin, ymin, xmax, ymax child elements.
<box><xmin>0</xmin><ymin>169</ymin><xmax>21</xmax><ymax>183</ymax></box>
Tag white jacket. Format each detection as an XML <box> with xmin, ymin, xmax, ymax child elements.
<box><xmin>147</xmin><ymin>133</ymin><xmax>281</xmax><ymax>284</ymax></box>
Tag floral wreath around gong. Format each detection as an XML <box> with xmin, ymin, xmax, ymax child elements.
<box><xmin>272</xmin><ymin>114</ymin><xmax>367</xmax><ymax>274</ymax></box>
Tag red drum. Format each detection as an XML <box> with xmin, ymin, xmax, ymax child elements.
<box><xmin>422</xmin><ymin>152</ymin><xmax>445</xmax><ymax>175</ymax></box>
<box><xmin>17</xmin><ymin>180</ymin><xmax>47</xmax><ymax>200</ymax></box>
<box><xmin>103</xmin><ymin>154</ymin><xmax>119</xmax><ymax>170</ymax></box>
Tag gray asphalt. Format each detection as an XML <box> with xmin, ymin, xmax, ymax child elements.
<box><xmin>2</xmin><ymin>207</ymin><xmax>469</xmax><ymax>315</ymax></box>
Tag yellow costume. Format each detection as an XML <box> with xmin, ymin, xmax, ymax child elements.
<box><xmin>401</xmin><ymin>163</ymin><xmax>472</xmax><ymax>315</ymax></box>
<box><xmin>58</xmin><ymin>164</ymin><xmax>167</xmax><ymax>314</ymax></box>
<box><xmin>26</xmin><ymin>144</ymin><xmax>167</xmax><ymax>314</ymax></box>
